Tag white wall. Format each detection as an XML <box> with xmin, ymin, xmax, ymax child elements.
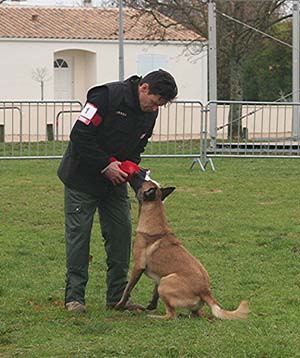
<box><xmin>0</xmin><ymin>39</ymin><xmax>207</xmax><ymax>103</ymax></box>
<box><xmin>126</xmin><ymin>42</ymin><xmax>207</xmax><ymax>102</ymax></box>
<box><xmin>0</xmin><ymin>41</ymin><xmax>55</xmax><ymax>100</ymax></box>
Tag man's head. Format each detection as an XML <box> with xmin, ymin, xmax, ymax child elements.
<box><xmin>138</xmin><ymin>69</ymin><xmax>178</xmax><ymax>112</ymax></box>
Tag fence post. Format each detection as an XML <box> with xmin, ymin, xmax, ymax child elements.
<box><xmin>190</xmin><ymin>103</ymin><xmax>215</xmax><ymax>172</ymax></box>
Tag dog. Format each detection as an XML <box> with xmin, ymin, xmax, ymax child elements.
<box><xmin>116</xmin><ymin>175</ymin><xmax>249</xmax><ymax>320</ymax></box>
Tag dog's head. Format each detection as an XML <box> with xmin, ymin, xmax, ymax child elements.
<box><xmin>128</xmin><ymin>171</ymin><xmax>148</xmax><ymax>195</ymax></box>
<box><xmin>130</xmin><ymin>173</ymin><xmax>175</xmax><ymax>204</ymax></box>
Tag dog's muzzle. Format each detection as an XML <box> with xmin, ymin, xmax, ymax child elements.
<box><xmin>128</xmin><ymin>170</ymin><xmax>148</xmax><ymax>195</ymax></box>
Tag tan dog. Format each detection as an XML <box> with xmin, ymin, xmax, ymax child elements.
<box><xmin>116</xmin><ymin>179</ymin><xmax>249</xmax><ymax>320</ymax></box>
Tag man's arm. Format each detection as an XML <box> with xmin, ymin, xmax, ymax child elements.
<box><xmin>70</xmin><ymin>87</ymin><xmax>110</xmax><ymax>172</ymax></box>
<box><xmin>70</xmin><ymin>87</ymin><xmax>128</xmax><ymax>184</ymax></box>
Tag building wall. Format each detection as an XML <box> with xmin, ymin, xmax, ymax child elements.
<box><xmin>0</xmin><ymin>39</ymin><xmax>207</xmax><ymax>103</ymax></box>
<box><xmin>1</xmin><ymin>41</ymin><xmax>55</xmax><ymax>100</ymax></box>
<box><xmin>97</xmin><ymin>42</ymin><xmax>207</xmax><ymax>103</ymax></box>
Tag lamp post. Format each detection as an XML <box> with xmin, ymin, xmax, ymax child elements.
<box><xmin>208</xmin><ymin>0</ymin><xmax>217</xmax><ymax>148</ymax></box>
<box><xmin>119</xmin><ymin>0</ymin><xmax>124</xmax><ymax>81</ymax></box>
<box><xmin>292</xmin><ymin>0</ymin><xmax>300</xmax><ymax>139</ymax></box>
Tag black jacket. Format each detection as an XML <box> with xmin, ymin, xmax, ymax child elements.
<box><xmin>57</xmin><ymin>76</ymin><xmax>157</xmax><ymax>197</ymax></box>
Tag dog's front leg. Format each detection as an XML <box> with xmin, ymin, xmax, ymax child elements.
<box><xmin>147</xmin><ymin>284</ymin><xmax>159</xmax><ymax>310</ymax></box>
<box><xmin>115</xmin><ymin>267</ymin><xmax>145</xmax><ymax>310</ymax></box>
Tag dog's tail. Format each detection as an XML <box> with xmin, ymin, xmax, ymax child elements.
<box><xmin>203</xmin><ymin>295</ymin><xmax>249</xmax><ymax>320</ymax></box>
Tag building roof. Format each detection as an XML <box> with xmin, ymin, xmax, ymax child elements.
<box><xmin>0</xmin><ymin>6</ymin><xmax>205</xmax><ymax>42</ymax></box>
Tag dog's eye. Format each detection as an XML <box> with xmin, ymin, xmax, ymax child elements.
<box><xmin>143</xmin><ymin>188</ymin><xmax>156</xmax><ymax>201</ymax></box>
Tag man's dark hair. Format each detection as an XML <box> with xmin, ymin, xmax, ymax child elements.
<box><xmin>140</xmin><ymin>69</ymin><xmax>178</xmax><ymax>102</ymax></box>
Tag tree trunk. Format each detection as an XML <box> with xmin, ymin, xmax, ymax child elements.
<box><xmin>41</xmin><ymin>81</ymin><xmax>44</xmax><ymax>101</ymax></box>
<box><xmin>228</xmin><ymin>55</ymin><xmax>243</xmax><ymax>139</ymax></box>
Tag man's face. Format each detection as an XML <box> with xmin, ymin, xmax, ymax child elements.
<box><xmin>138</xmin><ymin>83</ymin><xmax>167</xmax><ymax>112</ymax></box>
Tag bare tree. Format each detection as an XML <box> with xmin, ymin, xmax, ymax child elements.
<box><xmin>124</xmin><ymin>0</ymin><xmax>291</xmax><ymax>138</ymax></box>
<box><xmin>32</xmin><ymin>67</ymin><xmax>50</xmax><ymax>101</ymax></box>
<box><xmin>216</xmin><ymin>1</ymin><xmax>290</xmax><ymax>137</ymax></box>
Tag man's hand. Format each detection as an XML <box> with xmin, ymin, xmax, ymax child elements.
<box><xmin>103</xmin><ymin>161</ymin><xmax>128</xmax><ymax>185</ymax></box>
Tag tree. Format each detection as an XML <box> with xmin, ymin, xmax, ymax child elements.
<box><xmin>242</xmin><ymin>20</ymin><xmax>292</xmax><ymax>101</ymax></box>
<box><xmin>123</xmin><ymin>0</ymin><xmax>291</xmax><ymax>138</ymax></box>
<box><xmin>216</xmin><ymin>1</ymin><xmax>291</xmax><ymax>137</ymax></box>
<box><xmin>32</xmin><ymin>67</ymin><xmax>50</xmax><ymax>100</ymax></box>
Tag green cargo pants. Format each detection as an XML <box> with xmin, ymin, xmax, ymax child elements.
<box><xmin>64</xmin><ymin>184</ymin><xmax>131</xmax><ymax>305</ymax></box>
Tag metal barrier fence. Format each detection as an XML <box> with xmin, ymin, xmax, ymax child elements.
<box><xmin>2</xmin><ymin>100</ymin><xmax>300</xmax><ymax>168</ymax></box>
<box><xmin>0</xmin><ymin>101</ymin><xmax>82</xmax><ymax>159</ymax></box>
<box><xmin>204</xmin><ymin>101</ymin><xmax>300</xmax><ymax>165</ymax></box>
<box><xmin>146</xmin><ymin>101</ymin><xmax>204</xmax><ymax>158</ymax></box>
<box><xmin>0</xmin><ymin>100</ymin><xmax>205</xmax><ymax>161</ymax></box>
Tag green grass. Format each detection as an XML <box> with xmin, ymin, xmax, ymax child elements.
<box><xmin>2</xmin><ymin>138</ymin><xmax>299</xmax><ymax>159</ymax></box>
<box><xmin>1</xmin><ymin>157</ymin><xmax>300</xmax><ymax>357</ymax></box>
<box><xmin>0</xmin><ymin>141</ymin><xmax>69</xmax><ymax>158</ymax></box>
<box><xmin>0</xmin><ymin>139</ymin><xmax>203</xmax><ymax>158</ymax></box>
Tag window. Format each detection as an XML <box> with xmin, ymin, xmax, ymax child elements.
<box><xmin>137</xmin><ymin>54</ymin><xmax>168</xmax><ymax>75</ymax></box>
<box><xmin>54</xmin><ymin>58</ymin><xmax>68</xmax><ymax>68</ymax></box>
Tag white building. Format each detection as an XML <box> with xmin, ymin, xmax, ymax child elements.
<box><xmin>0</xmin><ymin>4</ymin><xmax>207</xmax><ymax>103</ymax></box>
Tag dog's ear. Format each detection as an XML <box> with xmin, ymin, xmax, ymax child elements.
<box><xmin>143</xmin><ymin>187</ymin><xmax>157</xmax><ymax>201</ymax></box>
<box><xmin>161</xmin><ymin>187</ymin><xmax>176</xmax><ymax>201</ymax></box>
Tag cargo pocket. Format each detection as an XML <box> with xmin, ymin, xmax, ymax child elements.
<box><xmin>65</xmin><ymin>203</ymin><xmax>82</xmax><ymax>232</ymax></box>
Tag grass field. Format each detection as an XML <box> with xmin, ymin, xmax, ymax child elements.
<box><xmin>1</xmin><ymin>157</ymin><xmax>300</xmax><ymax>358</ymax></box>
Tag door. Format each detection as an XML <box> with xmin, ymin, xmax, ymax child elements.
<box><xmin>54</xmin><ymin>56</ymin><xmax>73</xmax><ymax>100</ymax></box>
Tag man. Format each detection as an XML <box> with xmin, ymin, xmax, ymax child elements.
<box><xmin>57</xmin><ymin>69</ymin><xmax>178</xmax><ymax>313</ymax></box>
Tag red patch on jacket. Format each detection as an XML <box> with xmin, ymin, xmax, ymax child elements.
<box><xmin>77</xmin><ymin>102</ymin><xmax>103</xmax><ymax>127</ymax></box>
